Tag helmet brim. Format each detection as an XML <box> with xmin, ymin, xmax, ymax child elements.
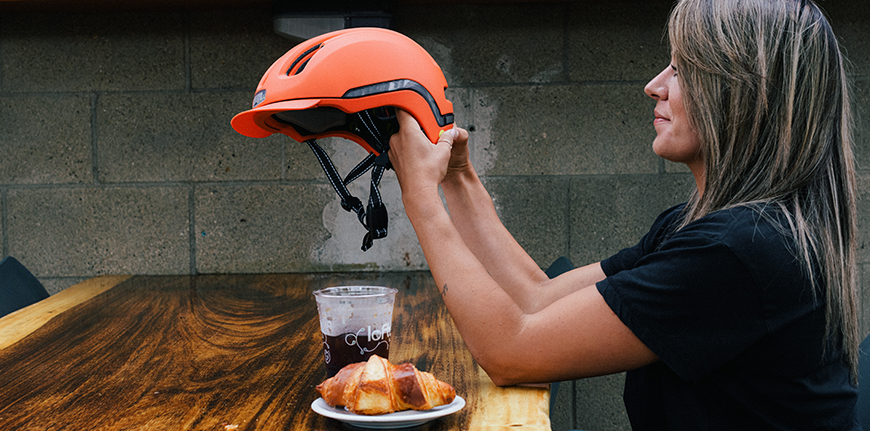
<box><xmin>231</xmin><ymin>99</ymin><xmax>321</xmax><ymax>138</ymax></box>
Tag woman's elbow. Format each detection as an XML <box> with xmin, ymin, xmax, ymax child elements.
<box><xmin>474</xmin><ymin>350</ymin><xmax>536</xmax><ymax>387</ymax></box>
<box><xmin>488</xmin><ymin>373</ymin><xmax>520</xmax><ymax>387</ymax></box>
<box><xmin>481</xmin><ymin>365</ymin><xmax>522</xmax><ymax>387</ymax></box>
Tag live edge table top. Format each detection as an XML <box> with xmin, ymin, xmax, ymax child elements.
<box><xmin>0</xmin><ymin>273</ymin><xmax>550</xmax><ymax>430</ymax></box>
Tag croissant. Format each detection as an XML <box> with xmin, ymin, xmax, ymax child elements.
<box><xmin>316</xmin><ymin>355</ymin><xmax>456</xmax><ymax>415</ymax></box>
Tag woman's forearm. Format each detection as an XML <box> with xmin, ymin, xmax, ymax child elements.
<box><xmin>401</xmin><ymin>185</ymin><xmax>532</xmax><ymax>374</ymax></box>
<box><xmin>440</xmin><ymin>165</ymin><xmax>550</xmax><ymax>309</ymax></box>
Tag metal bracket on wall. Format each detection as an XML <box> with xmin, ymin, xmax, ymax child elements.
<box><xmin>272</xmin><ymin>0</ymin><xmax>392</xmax><ymax>41</ymax></box>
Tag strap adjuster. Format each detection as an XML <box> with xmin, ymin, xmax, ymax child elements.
<box><xmin>340</xmin><ymin>196</ymin><xmax>363</xmax><ymax>213</ymax></box>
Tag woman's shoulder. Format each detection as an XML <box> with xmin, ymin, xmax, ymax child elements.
<box><xmin>652</xmin><ymin>203</ymin><xmax>785</xmax><ymax>243</ymax></box>
<box><xmin>661</xmin><ymin>204</ymin><xmax>812</xmax><ymax>302</ymax></box>
<box><xmin>693</xmin><ymin>203</ymin><xmax>786</xmax><ymax>234</ymax></box>
<box><xmin>646</xmin><ymin>202</ymin><xmax>689</xmax><ymax>235</ymax></box>
<box><xmin>676</xmin><ymin>203</ymin><xmax>795</xmax><ymax>261</ymax></box>
<box><xmin>631</xmin><ymin>203</ymin><xmax>795</xmax><ymax>270</ymax></box>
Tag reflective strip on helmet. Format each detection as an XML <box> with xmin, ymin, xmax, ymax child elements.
<box><xmin>342</xmin><ymin>79</ymin><xmax>454</xmax><ymax>127</ymax></box>
<box><xmin>252</xmin><ymin>89</ymin><xmax>267</xmax><ymax>108</ymax></box>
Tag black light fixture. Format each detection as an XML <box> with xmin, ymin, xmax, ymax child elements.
<box><xmin>272</xmin><ymin>0</ymin><xmax>392</xmax><ymax>41</ymax></box>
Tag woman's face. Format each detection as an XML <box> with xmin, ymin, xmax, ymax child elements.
<box><xmin>644</xmin><ymin>61</ymin><xmax>703</xmax><ymax>170</ymax></box>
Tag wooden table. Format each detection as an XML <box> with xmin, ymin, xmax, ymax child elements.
<box><xmin>0</xmin><ymin>273</ymin><xmax>550</xmax><ymax>430</ymax></box>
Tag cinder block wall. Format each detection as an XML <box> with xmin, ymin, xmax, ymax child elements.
<box><xmin>1</xmin><ymin>1</ymin><xmax>867</xmax><ymax>430</ymax></box>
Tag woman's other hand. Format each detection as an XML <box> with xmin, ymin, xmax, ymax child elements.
<box><xmin>389</xmin><ymin>109</ymin><xmax>469</xmax><ymax>198</ymax></box>
<box><xmin>441</xmin><ymin>119</ymin><xmax>471</xmax><ymax>184</ymax></box>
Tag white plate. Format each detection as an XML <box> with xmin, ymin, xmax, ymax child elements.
<box><xmin>310</xmin><ymin>395</ymin><xmax>465</xmax><ymax>429</ymax></box>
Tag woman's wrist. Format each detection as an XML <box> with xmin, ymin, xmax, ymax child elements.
<box><xmin>401</xmin><ymin>184</ymin><xmax>444</xmax><ymax>217</ymax></box>
<box><xmin>441</xmin><ymin>162</ymin><xmax>478</xmax><ymax>194</ymax></box>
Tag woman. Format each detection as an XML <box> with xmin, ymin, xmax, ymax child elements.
<box><xmin>389</xmin><ymin>0</ymin><xmax>859</xmax><ymax>428</ymax></box>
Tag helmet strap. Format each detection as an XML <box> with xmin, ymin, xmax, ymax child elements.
<box><xmin>362</xmin><ymin>154</ymin><xmax>391</xmax><ymax>251</ymax></box>
<box><xmin>305</xmin><ymin>139</ymin><xmax>391</xmax><ymax>251</ymax></box>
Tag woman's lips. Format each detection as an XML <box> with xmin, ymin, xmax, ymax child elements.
<box><xmin>654</xmin><ymin>110</ymin><xmax>670</xmax><ymax>125</ymax></box>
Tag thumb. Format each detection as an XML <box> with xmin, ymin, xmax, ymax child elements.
<box><xmin>437</xmin><ymin>128</ymin><xmax>457</xmax><ymax>148</ymax></box>
<box><xmin>396</xmin><ymin>108</ymin><xmax>422</xmax><ymax>131</ymax></box>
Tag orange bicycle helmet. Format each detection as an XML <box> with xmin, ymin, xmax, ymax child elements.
<box><xmin>231</xmin><ymin>27</ymin><xmax>454</xmax><ymax>251</ymax></box>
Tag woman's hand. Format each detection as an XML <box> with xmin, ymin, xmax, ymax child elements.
<box><xmin>441</xmin><ymin>119</ymin><xmax>471</xmax><ymax>185</ymax></box>
<box><xmin>389</xmin><ymin>109</ymin><xmax>469</xmax><ymax>199</ymax></box>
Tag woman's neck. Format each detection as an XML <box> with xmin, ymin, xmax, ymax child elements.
<box><xmin>687</xmin><ymin>160</ymin><xmax>705</xmax><ymax>197</ymax></box>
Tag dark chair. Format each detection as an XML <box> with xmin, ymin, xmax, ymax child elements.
<box><xmin>545</xmin><ymin>256</ymin><xmax>574</xmax><ymax>279</ymax></box>
<box><xmin>857</xmin><ymin>333</ymin><xmax>870</xmax><ymax>428</ymax></box>
<box><xmin>0</xmin><ymin>256</ymin><xmax>50</xmax><ymax>318</ymax></box>
<box><xmin>545</xmin><ymin>256</ymin><xmax>575</xmax><ymax>415</ymax></box>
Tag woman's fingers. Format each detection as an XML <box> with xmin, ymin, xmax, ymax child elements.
<box><xmin>437</xmin><ymin>128</ymin><xmax>457</xmax><ymax>150</ymax></box>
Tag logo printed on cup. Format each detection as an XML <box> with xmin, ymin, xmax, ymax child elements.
<box><xmin>343</xmin><ymin>323</ymin><xmax>391</xmax><ymax>354</ymax></box>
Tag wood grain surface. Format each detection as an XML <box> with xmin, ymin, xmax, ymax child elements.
<box><xmin>0</xmin><ymin>272</ymin><xmax>550</xmax><ymax>430</ymax></box>
<box><xmin>0</xmin><ymin>275</ymin><xmax>131</xmax><ymax>350</ymax></box>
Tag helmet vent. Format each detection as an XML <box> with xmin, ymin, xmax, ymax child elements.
<box><xmin>287</xmin><ymin>44</ymin><xmax>322</xmax><ymax>76</ymax></box>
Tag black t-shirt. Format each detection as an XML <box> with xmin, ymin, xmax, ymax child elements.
<box><xmin>597</xmin><ymin>203</ymin><xmax>859</xmax><ymax>430</ymax></box>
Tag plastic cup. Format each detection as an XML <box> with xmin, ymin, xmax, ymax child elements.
<box><xmin>313</xmin><ymin>286</ymin><xmax>398</xmax><ymax>377</ymax></box>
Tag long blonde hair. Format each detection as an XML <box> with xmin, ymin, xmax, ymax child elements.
<box><xmin>669</xmin><ymin>0</ymin><xmax>859</xmax><ymax>377</ymax></box>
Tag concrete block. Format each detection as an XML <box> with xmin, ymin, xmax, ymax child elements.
<box><xmin>550</xmin><ymin>380</ymin><xmax>575</xmax><ymax>431</ymax></box>
<box><xmin>665</xmin><ymin>159</ymin><xmax>691</xmax><ymax>174</ymax></box>
<box><xmin>190</xmin><ymin>8</ymin><xmax>297</xmax><ymax>90</ymax></box>
<box><xmin>0</xmin><ymin>94</ymin><xmax>93</xmax><ymax>184</ymax></box>
<box><xmin>393</xmin><ymin>3</ymin><xmax>564</xmax><ymax>86</ymax></box>
<box><xmin>0</xmin><ymin>12</ymin><xmax>185</xmax><ymax>92</ymax></box>
<box><xmin>854</xmin><ymin>80</ymin><xmax>870</xmax><ymax>171</ymax></box>
<box><xmin>861</xmin><ymin>264</ymin><xmax>870</xmax><ymax>337</ymax></box>
<box><xmin>569</xmin><ymin>174</ymin><xmax>694</xmax><ymax>265</ymax></box>
<box><xmin>472</xmin><ymin>85</ymin><xmax>659</xmax><ymax>176</ymax></box>
<box><xmin>574</xmin><ymin>373</ymin><xmax>631</xmax><ymax>431</ymax></box>
<box><xmin>6</xmin><ymin>187</ymin><xmax>189</xmax><ymax>277</ymax></box>
<box><xmin>823</xmin><ymin>2</ymin><xmax>870</xmax><ymax>78</ymax></box>
<box><xmin>196</xmin><ymin>184</ymin><xmax>332</xmax><ymax>273</ymax></box>
<box><xmin>195</xmin><ymin>176</ymin><xmax>428</xmax><ymax>273</ymax></box>
<box><xmin>97</xmin><ymin>91</ymin><xmax>291</xmax><ymax>182</ymax></box>
<box><xmin>568</xmin><ymin>1</ymin><xmax>672</xmax><ymax>83</ymax></box>
<box><xmin>439</xmin><ymin>88</ymin><xmax>490</xmax><ymax>175</ymax></box>
<box><xmin>316</xmin><ymin>176</ymin><xmax>429</xmax><ymax>272</ymax></box>
<box><xmin>858</xmin><ymin>264</ymin><xmax>870</xmax><ymax>337</ymax></box>
<box><xmin>484</xmin><ymin>177</ymin><xmax>570</xmax><ymax>268</ymax></box>
<box><xmin>858</xmin><ymin>171</ymin><xmax>870</xmax><ymax>264</ymax></box>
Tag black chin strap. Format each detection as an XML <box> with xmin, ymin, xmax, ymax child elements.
<box><xmin>304</xmin><ymin>111</ymin><xmax>393</xmax><ymax>251</ymax></box>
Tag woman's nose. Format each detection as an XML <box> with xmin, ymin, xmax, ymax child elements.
<box><xmin>644</xmin><ymin>67</ymin><xmax>669</xmax><ymax>100</ymax></box>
